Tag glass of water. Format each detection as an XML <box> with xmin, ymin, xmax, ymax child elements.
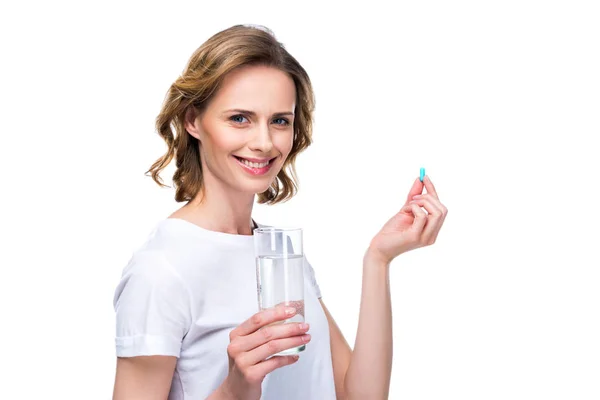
<box><xmin>253</xmin><ymin>227</ymin><xmax>305</xmax><ymax>356</ymax></box>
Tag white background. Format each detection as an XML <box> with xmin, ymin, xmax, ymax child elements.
<box><xmin>1</xmin><ymin>1</ymin><xmax>599</xmax><ymax>399</ymax></box>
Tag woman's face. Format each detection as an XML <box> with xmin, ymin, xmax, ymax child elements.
<box><xmin>185</xmin><ymin>64</ymin><xmax>296</xmax><ymax>196</ymax></box>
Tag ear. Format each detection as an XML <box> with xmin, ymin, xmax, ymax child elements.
<box><xmin>184</xmin><ymin>106</ymin><xmax>202</xmax><ymax>140</ymax></box>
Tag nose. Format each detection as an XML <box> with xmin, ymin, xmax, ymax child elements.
<box><xmin>248</xmin><ymin>122</ymin><xmax>274</xmax><ymax>154</ymax></box>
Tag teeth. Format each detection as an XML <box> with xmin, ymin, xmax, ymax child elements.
<box><xmin>240</xmin><ymin>158</ymin><xmax>270</xmax><ymax>168</ymax></box>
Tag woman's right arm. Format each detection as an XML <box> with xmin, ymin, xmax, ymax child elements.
<box><xmin>112</xmin><ymin>304</ymin><xmax>309</xmax><ymax>400</ymax></box>
<box><xmin>113</xmin><ymin>251</ymin><xmax>193</xmax><ymax>400</ymax></box>
<box><xmin>113</xmin><ymin>356</ymin><xmax>177</xmax><ymax>400</ymax></box>
<box><xmin>113</xmin><ymin>252</ymin><xmax>308</xmax><ymax>400</ymax></box>
<box><xmin>113</xmin><ymin>355</ymin><xmax>236</xmax><ymax>400</ymax></box>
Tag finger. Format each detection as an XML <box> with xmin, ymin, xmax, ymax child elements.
<box><xmin>411</xmin><ymin>194</ymin><xmax>448</xmax><ymax>222</ymax></box>
<box><xmin>244</xmin><ymin>334</ymin><xmax>311</xmax><ymax>365</ymax></box>
<box><xmin>409</xmin><ymin>198</ymin><xmax>443</xmax><ymax>242</ymax></box>
<box><xmin>233</xmin><ymin>322</ymin><xmax>310</xmax><ymax>354</ymax></box>
<box><xmin>411</xmin><ymin>193</ymin><xmax>445</xmax><ymax>212</ymax></box>
<box><xmin>408</xmin><ymin>203</ymin><xmax>427</xmax><ymax>234</ymax></box>
<box><xmin>249</xmin><ymin>355</ymin><xmax>299</xmax><ymax>380</ymax></box>
<box><xmin>422</xmin><ymin>175</ymin><xmax>439</xmax><ymax>199</ymax></box>
<box><xmin>230</xmin><ymin>305</ymin><xmax>296</xmax><ymax>339</ymax></box>
<box><xmin>429</xmin><ymin>203</ymin><xmax>448</xmax><ymax>243</ymax></box>
<box><xmin>405</xmin><ymin>177</ymin><xmax>424</xmax><ymax>204</ymax></box>
<box><xmin>400</xmin><ymin>203</ymin><xmax>415</xmax><ymax>216</ymax></box>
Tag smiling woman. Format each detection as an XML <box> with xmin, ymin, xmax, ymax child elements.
<box><xmin>112</xmin><ymin>24</ymin><xmax>339</xmax><ymax>400</ymax></box>
<box><xmin>112</xmin><ymin>22</ymin><xmax>448</xmax><ymax>400</ymax></box>
<box><xmin>145</xmin><ymin>26</ymin><xmax>314</xmax><ymax>205</ymax></box>
<box><xmin>181</xmin><ymin>64</ymin><xmax>297</xmax><ymax>185</ymax></box>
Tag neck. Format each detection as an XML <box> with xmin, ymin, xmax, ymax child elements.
<box><xmin>174</xmin><ymin>171</ymin><xmax>257</xmax><ymax>236</ymax></box>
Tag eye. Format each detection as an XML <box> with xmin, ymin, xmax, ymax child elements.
<box><xmin>230</xmin><ymin>115</ymin><xmax>248</xmax><ymax>124</ymax></box>
<box><xmin>273</xmin><ymin>118</ymin><xmax>290</xmax><ymax>126</ymax></box>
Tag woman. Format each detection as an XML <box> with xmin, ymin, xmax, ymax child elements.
<box><xmin>112</xmin><ymin>24</ymin><xmax>447</xmax><ymax>400</ymax></box>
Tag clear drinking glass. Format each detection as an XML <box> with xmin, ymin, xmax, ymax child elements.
<box><xmin>253</xmin><ymin>227</ymin><xmax>305</xmax><ymax>356</ymax></box>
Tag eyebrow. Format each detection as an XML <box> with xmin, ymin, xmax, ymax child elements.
<box><xmin>223</xmin><ymin>109</ymin><xmax>295</xmax><ymax>117</ymax></box>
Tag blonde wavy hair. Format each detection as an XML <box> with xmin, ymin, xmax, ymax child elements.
<box><xmin>146</xmin><ymin>24</ymin><xmax>316</xmax><ymax>205</ymax></box>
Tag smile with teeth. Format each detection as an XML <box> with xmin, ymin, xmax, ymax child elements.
<box><xmin>236</xmin><ymin>157</ymin><xmax>273</xmax><ymax>168</ymax></box>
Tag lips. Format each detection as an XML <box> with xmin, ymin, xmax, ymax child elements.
<box><xmin>234</xmin><ymin>156</ymin><xmax>277</xmax><ymax>167</ymax></box>
<box><xmin>234</xmin><ymin>156</ymin><xmax>276</xmax><ymax>164</ymax></box>
<box><xmin>233</xmin><ymin>155</ymin><xmax>276</xmax><ymax>176</ymax></box>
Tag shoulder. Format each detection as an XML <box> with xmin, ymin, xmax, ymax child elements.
<box><xmin>113</xmin><ymin>246</ymin><xmax>195</xmax><ymax>319</ymax></box>
<box><xmin>121</xmin><ymin>249</ymin><xmax>175</xmax><ymax>280</ymax></box>
<box><xmin>114</xmin><ymin>248</ymin><xmax>186</xmax><ymax>300</ymax></box>
<box><xmin>114</xmin><ymin>220</ymin><xmax>194</xmax><ymax>296</ymax></box>
<box><xmin>132</xmin><ymin>218</ymin><xmax>211</xmax><ymax>267</ymax></box>
<box><xmin>117</xmin><ymin>218</ymin><xmax>227</xmax><ymax>288</ymax></box>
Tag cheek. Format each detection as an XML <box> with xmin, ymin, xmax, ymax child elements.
<box><xmin>275</xmin><ymin>131</ymin><xmax>295</xmax><ymax>156</ymax></box>
<box><xmin>209</xmin><ymin>129</ymin><xmax>244</xmax><ymax>154</ymax></box>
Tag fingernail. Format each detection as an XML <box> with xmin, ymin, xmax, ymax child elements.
<box><xmin>285</xmin><ymin>307</ymin><xmax>296</xmax><ymax>315</ymax></box>
<box><xmin>412</xmin><ymin>195</ymin><xmax>422</xmax><ymax>199</ymax></box>
<box><xmin>299</xmin><ymin>323</ymin><xmax>309</xmax><ymax>330</ymax></box>
<box><xmin>302</xmin><ymin>334</ymin><xmax>311</xmax><ymax>343</ymax></box>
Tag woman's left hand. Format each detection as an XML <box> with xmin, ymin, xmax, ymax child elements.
<box><xmin>367</xmin><ymin>175</ymin><xmax>448</xmax><ymax>265</ymax></box>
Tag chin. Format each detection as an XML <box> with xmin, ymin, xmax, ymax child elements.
<box><xmin>244</xmin><ymin>181</ymin><xmax>276</xmax><ymax>195</ymax></box>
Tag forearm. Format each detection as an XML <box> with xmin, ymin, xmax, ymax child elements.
<box><xmin>344</xmin><ymin>250</ymin><xmax>393</xmax><ymax>399</ymax></box>
<box><xmin>205</xmin><ymin>383</ymin><xmax>231</xmax><ymax>400</ymax></box>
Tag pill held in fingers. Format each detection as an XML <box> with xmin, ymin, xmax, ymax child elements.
<box><xmin>420</xmin><ymin>167</ymin><xmax>425</xmax><ymax>182</ymax></box>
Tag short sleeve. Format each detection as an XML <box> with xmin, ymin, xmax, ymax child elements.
<box><xmin>303</xmin><ymin>256</ymin><xmax>322</xmax><ymax>299</ymax></box>
<box><xmin>113</xmin><ymin>250</ymin><xmax>192</xmax><ymax>358</ymax></box>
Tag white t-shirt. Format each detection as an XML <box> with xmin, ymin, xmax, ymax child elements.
<box><xmin>113</xmin><ymin>218</ymin><xmax>337</xmax><ymax>399</ymax></box>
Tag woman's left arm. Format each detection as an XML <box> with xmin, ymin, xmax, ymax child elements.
<box><xmin>318</xmin><ymin>298</ymin><xmax>352</xmax><ymax>399</ymax></box>
<box><xmin>319</xmin><ymin>253</ymin><xmax>392</xmax><ymax>400</ymax></box>
<box><xmin>321</xmin><ymin>175</ymin><xmax>448</xmax><ymax>400</ymax></box>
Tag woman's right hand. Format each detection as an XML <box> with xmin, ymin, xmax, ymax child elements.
<box><xmin>220</xmin><ymin>305</ymin><xmax>311</xmax><ymax>400</ymax></box>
